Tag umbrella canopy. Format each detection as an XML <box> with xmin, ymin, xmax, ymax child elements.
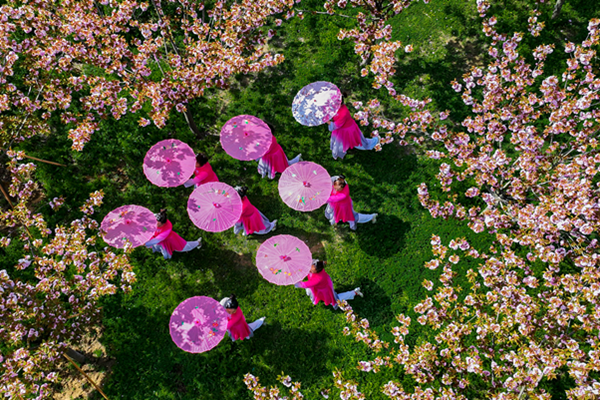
<box><xmin>278</xmin><ymin>161</ymin><xmax>331</xmax><ymax>212</ymax></box>
<box><xmin>143</xmin><ymin>139</ymin><xmax>196</xmax><ymax>187</ymax></box>
<box><xmin>169</xmin><ymin>296</ymin><xmax>228</xmax><ymax>353</ymax></box>
<box><xmin>292</xmin><ymin>81</ymin><xmax>342</xmax><ymax>127</ymax></box>
<box><xmin>220</xmin><ymin>115</ymin><xmax>273</xmax><ymax>161</ymax></box>
<box><xmin>100</xmin><ymin>205</ymin><xmax>156</xmax><ymax>248</ymax></box>
<box><xmin>255</xmin><ymin>235</ymin><xmax>312</xmax><ymax>285</ymax></box>
<box><xmin>187</xmin><ymin>182</ymin><xmax>243</xmax><ymax>232</ymax></box>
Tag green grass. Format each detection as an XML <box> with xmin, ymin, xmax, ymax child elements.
<box><xmin>21</xmin><ymin>88</ymin><xmax>485</xmax><ymax>400</ymax></box>
<box><xmin>7</xmin><ymin>0</ymin><xmax>600</xmax><ymax>398</ymax></box>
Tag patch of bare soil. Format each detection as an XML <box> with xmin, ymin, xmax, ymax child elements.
<box><xmin>54</xmin><ymin>330</ymin><xmax>114</xmax><ymax>400</ymax></box>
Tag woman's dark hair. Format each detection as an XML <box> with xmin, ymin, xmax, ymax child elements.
<box><xmin>334</xmin><ymin>175</ymin><xmax>346</xmax><ymax>189</ymax></box>
<box><xmin>222</xmin><ymin>294</ymin><xmax>238</xmax><ymax>309</ymax></box>
<box><xmin>264</xmin><ymin>121</ymin><xmax>275</xmax><ymax>133</ymax></box>
<box><xmin>340</xmin><ymin>91</ymin><xmax>349</xmax><ymax>104</ymax></box>
<box><xmin>155</xmin><ymin>209</ymin><xmax>167</xmax><ymax>224</ymax></box>
<box><xmin>235</xmin><ymin>185</ymin><xmax>248</xmax><ymax>199</ymax></box>
<box><xmin>313</xmin><ymin>260</ymin><xmax>325</xmax><ymax>273</ymax></box>
<box><xmin>196</xmin><ymin>153</ymin><xmax>209</xmax><ymax>166</ymax></box>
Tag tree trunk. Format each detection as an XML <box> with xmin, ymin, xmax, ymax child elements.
<box><xmin>552</xmin><ymin>0</ymin><xmax>565</xmax><ymax>19</ymax></box>
<box><xmin>183</xmin><ymin>108</ymin><xmax>205</xmax><ymax>139</ymax></box>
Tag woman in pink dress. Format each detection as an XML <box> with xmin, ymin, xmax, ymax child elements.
<box><xmin>144</xmin><ymin>209</ymin><xmax>201</xmax><ymax>259</ymax></box>
<box><xmin>328</xmin><ymin>96</ymin><xmax>379</xmax><ymax>160</ymax></box>
<box><xmin>325</xmin><ymin>175</ymin><xmax>377</xmax><ymax>230</ymax></box>
<box><xmin>233</xmin><ymin>186</ymin><xmax>277</xmax><ymax>236</ymax></box>
<box><xmin>294</xmin><ymin>260</ymin><xmax>363</xmax><ymax>308</ymax></box>
<box><xmin>220</xmin><ymin>295</ymin><xmax>265</xmax><ymax>341</ymax></box>
<box><xmin>256</xmin><ymin>125</ymin><xmax>301</xmax><ymax>179</ymax></box>
<box><xmin>184</xmin><ymin>153</ymin><xmax>219</xmax><ymax>188</ymax></box>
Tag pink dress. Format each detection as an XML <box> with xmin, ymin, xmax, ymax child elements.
<box><xmin>227</xmin><ymin>307</ymin><xmax>251</xmax><ymax>341</ymax></box>
<box><xmin>192</xmin><ymin>162</ymin><xmax>219</xmax><ymax>186</ymax></box>
<box><xmin>299</xmin><ymin>270</ymin><xmax>337</xmax><ymax>306</ymax></box>
<box><xmin>327</xmin><ymin>184</ymin><xmax>355</xmax><ymax>223</ymax></box>
<box><xmin>148</xmin><ymin>220</ymin><xmax>187</xmax><ymax>256</ymax></box>
<box><xmin>238</xmin><ymin>197</ymin><xmax>266</xmax><ymax>235</ymax></box>
<box><xmin>260</xmin><ymin>136</ymin><xmax>289</xmax><ymax>177</ymax></box>
<box><xmin>331</xmin><ymin>104</ymin><xmax>362</xmax><ymax>152</ymax></box>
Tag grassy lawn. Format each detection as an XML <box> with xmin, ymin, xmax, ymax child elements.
<box><xmin>7</xmin><ymin>0</ymin><xmax>600</xmax><ymax>398</ymax></box>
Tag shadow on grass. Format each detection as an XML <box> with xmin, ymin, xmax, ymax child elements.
<box><xmin>355</xmin><ymin>215</ymin><xmax>411</xmax><ymax>259</ymax></box>
<box><xmin>101</xmin><ymin>295</ymin><xmax>337</xmax><ymax>399</ymax></box>
<box><xmin>335</xmin><ymin>277</ymin><xmax>395</xmax><ymax>329</ymax></box>
<box><xmin>258</xmin><ymin>322</ymin><xmax>337</xmax><ymax>383</ymax></box>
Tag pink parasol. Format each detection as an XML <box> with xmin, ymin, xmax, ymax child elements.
<box><xmin>220</xmin><ymin>115</ymin><xmax>273</xmax><ymax>161</ymax></box>
<box><xmin>278</xmin><ymin>161</ymin><xmax>331</xmax><ymax>212</ymax></box>
<box><xmin>255</xmin><ymin>235</ymin><xmax>312</xmax><ymax>285</ymax></box>
<box><xmin>143</xmin><ymin>139</ymin><xmax>196</xmax><ymax>187</ymax></box>
<box><xmin>187</xmin><ymin>182</ymin><xmax>242</xmax><ymax>232</ymax></box>
<box><xmin>169</xmin><ymin>296</ymin><xmax>228</xmax><ymax>353</ymax></box>
<box><xmin>292</xmin><ymin>81</ymin><xmax>342</xmax><ymax>127</ymax></box>
<box><xmin>100</xmin><ymin>205</ymin><xmax>156</xmax><ymax>248</ymax></box>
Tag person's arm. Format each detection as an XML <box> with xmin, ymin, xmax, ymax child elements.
<box><xmin>145</xmin><ymin>227</ymin><xmax>171</xmax><ymax>246</ymax></box>
<box><xmin>297</xmin><ymin>275</ymin><xmax>319</xmax><ymax>289</ymax></box>
<box><xmin>328</xmin><ymin>121</ymin><xmax>337</xmax><ymax>132</ymax></box>
<box><xmin>193</xmin><ymin>168</ymin><xmax>210</xmax><ymax>184</ymax></box>
<box><xmin>327</xmin><ymin>190</ymin><xmax>348</xmax><ymax>203</ymax></box>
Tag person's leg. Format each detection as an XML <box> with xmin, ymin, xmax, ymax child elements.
<box><xmin>353</xmin><ymin>203</ymin><xmax>377</xmax><ymax>225</ymax></box>
<box><xmin>248</xmin><ymin>317</ymin><xmax>265</xmax><ymax>332</ymax></box>
<box><xmin>179</xmin><ymin>238</ymin><xmax>202</xmax><ymax>252</ymax></box>
<box><xmin>337</xmin><ymin>290</ymin><xmax>355</xmax><ymax>301</ymax></box>
<box><xmin>337</xmin><ymin>288</ymin><xmax>363</xmax><ymax>301</ymax></box>
<box><xmin>233</xmin><ymin>221</ymin><xmax>244</xmax><ymax>235</ymax></box>
<box><xmin>253</xmin><ymin>212</ymin><xmax>277</xmax><ymax>235</ymax></box>
<box><xmin>355</xmin><ymin>134</ymin><xmax>379</xmax><ymax>151</ymax></box>
<box><xmin>287</xmin><ymin>154</ymin><xmax>301</xmax><ymax>165</ymax></box>
<box><xmin>304</xmin><ymin>288</ymin><xmax>315</xmax><ymax>303</ymax></box>
<box><xmin>324</xmin><ymin>204</ymin><xmax>336</xmax><ymax>226</ymax></box>
<box><xmin>330</xmin><ymin>135</ymin><xmax>347</xmax><ymax>160</ymax></box>
<box><xmin>355</xmin><ymin>212</ymin><xmax>377</xmax><ymax>224</ymax></box>
<box><xmin>257</xmin><ymin>158</ymin><xmax>269</xmax><ymax>179</ymax></box>
<box><xmin>159</xmin><ymin>246</ymin><xmax>172</xmax><ymax>260</ymax></box>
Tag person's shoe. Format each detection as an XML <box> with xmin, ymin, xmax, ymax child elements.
<box><xmin>197</xmin><ymin>237</ymin><xmax>202</xmax><ymax>249</ymax></box>
<box><xmin>298</xmin><ymin>154</ymin><xmax>303</xmax><ymax>161</ymax></box>
<box><xmin>372</xmin><ymin>214</ymin><xmax>378</xmax><ymax>224</ymax></box>
<box><xmin>271</xmin><ymin>220</ymin><xmax>278</xmax><ymax>232</ymax></box>
<box><xmin>354</xmin><ymin>287</ymin><xmax>364</xmax><ymax>297</ymax></box>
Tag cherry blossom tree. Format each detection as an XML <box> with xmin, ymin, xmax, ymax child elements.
<box><xmin>0</xmin><ymin>151</ymin><xmax>135</xmax><ymax>399</ymax></box>
<box><xmin>246</xmin><ymin>5</ymin><xmax>600</xmax><ymax>400</ymax></box>
<box><xmin>305</xmin><ymin>0</ymin><xmax>433</xmax><ymax>149</ymax></box>
<box><xmin>0</xmin><ymin>0</ymin><xmax>297</xmax><ymax>151</ymax></box>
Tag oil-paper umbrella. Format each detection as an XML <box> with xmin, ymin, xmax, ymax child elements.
<box><xmin>169</xmin><ymin>296</ymin><xmax>228</xmax><ymax>353</ymax></box>
<box><xmin>187</xmin><ymin>182</ymin><xmax>243</xmax><ymax>232</ymax></box>
<box><xmin>220</xmin><ymin>115</ymin><xmax>273</xmax><ymax>161</ymax></box>
<box><xmin>278</xmin><ymin>161</ymin><xmax>331</xmax><ymax>212</ymax></box>
<box><xmin>100</xmin><ymin>205</ymin><xmax>156</xmax><ymax>248</ymax></box>
<box><xmin>255</xmin><ymin>234</ymin><xmax>312</xmax><ymax>286</ymax></box>
<box><xmin>292</xmin><ymin>81</ymin><xmax>342</xmax><ymax>127</ymax></box>
<box><xmin>143</xmin><ymin>139</ymin><xmax>196</xmax><ymax>187</ymax></box>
